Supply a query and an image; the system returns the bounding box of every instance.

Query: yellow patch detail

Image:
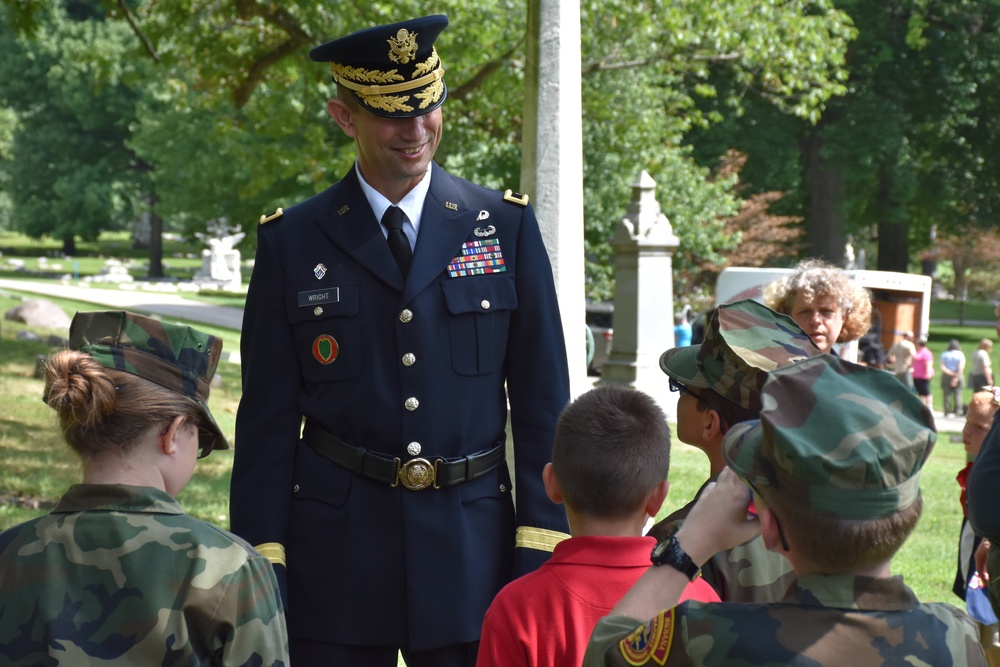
[618,609,674,666]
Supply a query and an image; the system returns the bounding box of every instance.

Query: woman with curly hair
[763,258,872,355]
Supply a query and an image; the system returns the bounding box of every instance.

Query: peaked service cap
[67,310,229,455]
[660,299,821,412]
[310,15,448,119]
[724,354,936,520]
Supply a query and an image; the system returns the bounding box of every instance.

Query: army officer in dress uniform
[230,14,571,667]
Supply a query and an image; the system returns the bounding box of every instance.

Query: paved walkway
[0,278,244,330]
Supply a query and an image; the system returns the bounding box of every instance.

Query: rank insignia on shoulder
[260,207,284,224]
[503,190,529,206]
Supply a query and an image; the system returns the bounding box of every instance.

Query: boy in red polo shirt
[477,384,718,667]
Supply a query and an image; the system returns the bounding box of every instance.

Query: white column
[521,0,587,398]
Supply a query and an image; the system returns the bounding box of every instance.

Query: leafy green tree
[1,0,856,296]
[690,0,1000,272]
[0,0,148,254]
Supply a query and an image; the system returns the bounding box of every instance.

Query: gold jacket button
[313,306,324,317]
[399,309,414,323]
[407,442,422,456]
[481,300,491,310]
[405,397,420,411]
[402,353,416,367]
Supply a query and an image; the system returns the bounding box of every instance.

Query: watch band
[650,535,701,581]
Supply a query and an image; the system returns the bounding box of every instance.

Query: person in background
[971,339,995,392]
[584,355,987,667]
[648,299,820,603]
[0,311,288,667]
[763,258,871,355]
[954,389,1000,666]
[476,385,718,667]
[941,339,968,417]
[913,333,935,409]
[967,303,1000,621]
[230,15,570,666]
[673,305,693,347]
[888,330,917,391]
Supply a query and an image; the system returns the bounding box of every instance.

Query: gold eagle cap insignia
[387,29,419,65]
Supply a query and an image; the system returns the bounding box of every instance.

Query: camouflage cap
[723,354,936,520]
[68,310,229,454]
[659,299,821,412]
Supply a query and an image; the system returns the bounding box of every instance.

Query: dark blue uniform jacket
[231,163,571,650]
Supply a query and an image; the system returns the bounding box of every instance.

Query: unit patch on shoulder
[260,207,284,224]
[618,609,675,666]
[503,189,529,206]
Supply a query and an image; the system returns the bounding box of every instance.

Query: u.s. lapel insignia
[314,263,327,280]
[445,201,458,211]
[312,334,340,365]
[474,225,496,238]
[476,210,490,221]
[338,205,350,215]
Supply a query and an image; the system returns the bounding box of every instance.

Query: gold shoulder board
[503,190,529,206]
[259,207,284,225]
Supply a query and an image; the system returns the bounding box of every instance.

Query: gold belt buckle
[393,458,440,490]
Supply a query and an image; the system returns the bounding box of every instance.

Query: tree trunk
[802,122,847,265]
[61,236,76,255]
[148,209,164,278]
[875,166,909,272]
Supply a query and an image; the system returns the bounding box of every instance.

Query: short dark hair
[552,384,670,518]
[693,388,758,432]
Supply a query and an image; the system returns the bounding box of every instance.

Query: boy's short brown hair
[552,384,670,518]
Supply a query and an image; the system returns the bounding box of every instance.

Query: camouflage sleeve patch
[618,609,676,665]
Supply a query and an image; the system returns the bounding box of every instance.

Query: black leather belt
[303,421,506,491]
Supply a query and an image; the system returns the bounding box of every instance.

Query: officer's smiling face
[328,97,442,202]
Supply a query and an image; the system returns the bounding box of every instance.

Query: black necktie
[382,206,412,276]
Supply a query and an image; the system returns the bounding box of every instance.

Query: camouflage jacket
[648,479,796,603]
[584,573,987,666]
[0,484,288,666]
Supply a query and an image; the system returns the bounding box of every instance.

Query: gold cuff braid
[254,542,287,567]
[515,526,570,553]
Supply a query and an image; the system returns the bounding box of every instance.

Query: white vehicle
[714,267,933,363]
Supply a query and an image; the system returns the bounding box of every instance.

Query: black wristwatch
[650,535,701,581]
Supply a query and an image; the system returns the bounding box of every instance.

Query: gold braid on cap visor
[330,48,445,114]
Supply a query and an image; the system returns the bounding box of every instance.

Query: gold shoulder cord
[515,526,569,552]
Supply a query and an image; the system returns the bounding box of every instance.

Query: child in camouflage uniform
[0,311,288,666]
[586,354,988,667]
[649,298,820,602]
